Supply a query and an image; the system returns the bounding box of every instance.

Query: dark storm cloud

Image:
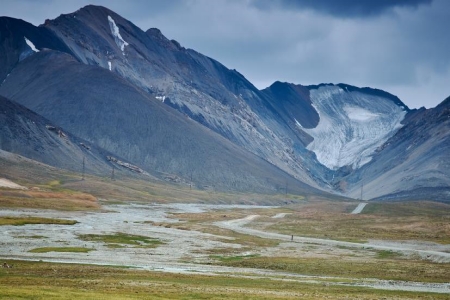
[251,0,433,18]
[0,0,185,26]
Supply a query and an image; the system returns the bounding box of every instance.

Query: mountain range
[1,5,448,201]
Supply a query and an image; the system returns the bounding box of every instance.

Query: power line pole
[360,182,364,200]
[111,165,115,181]
[82,156,85,180]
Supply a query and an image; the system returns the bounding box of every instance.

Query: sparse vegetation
[0,260,447,299]
[0,217,77,226]
[0,188,100,211]
[262,200,450,244]
[212,255,450,283]
[170,210,280,250]
[78,232,163,248]
[362,201,450,217]
[28,247,93,253]
[211,254,260,262]
[376,250,403,259]
[15,235,46,239]
[0,151,314,206]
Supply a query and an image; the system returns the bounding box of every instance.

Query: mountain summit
[0,5,448,200]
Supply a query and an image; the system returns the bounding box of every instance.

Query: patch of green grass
[211,254,260,262]
[106,243,125,249]
[78,232,163,248]
[47,180,61,188]
[15,235,46,239]
[0,217,78,226]
[213,256,450,283]
[376,250,403,259]
[29,247,93,253]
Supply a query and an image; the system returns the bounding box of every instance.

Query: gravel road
[351,202,367,214]
[215,214,450,263]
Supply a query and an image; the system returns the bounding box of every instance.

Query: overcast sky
[2,0,449,108]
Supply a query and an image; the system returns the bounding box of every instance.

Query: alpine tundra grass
[0,260,447,299]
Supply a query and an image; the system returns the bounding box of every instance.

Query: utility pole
[285,180,288,195]
[189,172,193,190]
[111,165,115,181]
[360,183,364,201]
[82,156,85,180]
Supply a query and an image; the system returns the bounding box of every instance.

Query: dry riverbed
[1,203,449,295]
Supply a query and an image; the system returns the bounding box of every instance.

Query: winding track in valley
[214,214,450,263]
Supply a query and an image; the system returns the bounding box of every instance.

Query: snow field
[107,16,129,54]
[303,86,406,170]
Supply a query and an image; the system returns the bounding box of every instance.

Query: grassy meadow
[1,260,447,299]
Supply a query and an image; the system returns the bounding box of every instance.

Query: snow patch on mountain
[107,16,128,54]
[108,61,112,71]
[303,85,406,170]
[1,73,10,85]
[344,106,379,121]
[24,37,39,52]
[156,96,166,102]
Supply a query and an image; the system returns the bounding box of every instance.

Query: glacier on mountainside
[303,85,406,170]
[107,16,128,54]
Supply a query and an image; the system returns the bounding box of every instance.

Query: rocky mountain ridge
[0,95,147,177]
[0,5,448,200]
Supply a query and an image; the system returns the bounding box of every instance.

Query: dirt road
[351,202,367,214]
[214,214,450,263]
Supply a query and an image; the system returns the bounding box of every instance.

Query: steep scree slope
[344,97,450,201]
[0,95,119,175]
[40,5,324,187]
[0,49,318,194]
